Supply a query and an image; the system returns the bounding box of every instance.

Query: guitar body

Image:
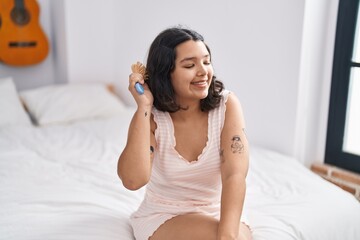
[0,0,49,66]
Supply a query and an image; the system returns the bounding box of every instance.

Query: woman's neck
[170,103,205,122]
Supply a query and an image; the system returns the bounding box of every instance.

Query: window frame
[325,0,360,173]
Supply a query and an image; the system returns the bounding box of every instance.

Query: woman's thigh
[149,214,252,240]
[149,213,218,240]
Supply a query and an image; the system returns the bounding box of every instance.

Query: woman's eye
[204,61,211,65]
[184,64,194,68]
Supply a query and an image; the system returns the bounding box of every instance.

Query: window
[325,0,360,173]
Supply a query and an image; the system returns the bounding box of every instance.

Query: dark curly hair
[146,26,224,112]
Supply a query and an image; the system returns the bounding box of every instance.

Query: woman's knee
[238,222,252,240]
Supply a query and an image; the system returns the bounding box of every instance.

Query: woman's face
[170,40,214,105]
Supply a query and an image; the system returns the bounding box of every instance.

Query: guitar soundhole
[9,41,37,48]
[11,8,30,26]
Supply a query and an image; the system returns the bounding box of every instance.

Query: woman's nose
[197,64,207,76]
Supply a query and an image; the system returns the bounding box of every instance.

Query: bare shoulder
[225,91,241,106]
[224,92,245,124]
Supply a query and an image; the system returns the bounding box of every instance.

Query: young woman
[118,26,251,240]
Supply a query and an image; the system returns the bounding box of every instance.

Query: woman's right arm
[117,73,156,191]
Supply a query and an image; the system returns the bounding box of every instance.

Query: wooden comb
[131,61,148,80]
[131,62,148,94]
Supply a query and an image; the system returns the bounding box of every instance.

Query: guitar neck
[15,0,25,9]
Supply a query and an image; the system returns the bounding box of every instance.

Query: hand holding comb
[131,62,148,95]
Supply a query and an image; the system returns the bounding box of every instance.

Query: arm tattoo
[231,135,244,154]
[150,145,154,154]
[145,111,148,117]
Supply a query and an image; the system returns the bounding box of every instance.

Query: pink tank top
[145,90,230,206]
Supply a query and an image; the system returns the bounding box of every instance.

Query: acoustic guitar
[0,0,49,66]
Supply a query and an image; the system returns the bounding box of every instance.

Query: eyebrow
[179,54,210,63]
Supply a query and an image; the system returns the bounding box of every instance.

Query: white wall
[0,0,339,167]
[62,0,116,84]
[295,0,339,166]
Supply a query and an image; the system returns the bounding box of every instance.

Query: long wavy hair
[146,26,224,112]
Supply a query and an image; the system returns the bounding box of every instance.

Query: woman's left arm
[217,93,249,240]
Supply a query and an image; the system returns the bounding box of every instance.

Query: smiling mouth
[191,80,208,86]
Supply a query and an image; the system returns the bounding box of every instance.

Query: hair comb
[131,62,148,95]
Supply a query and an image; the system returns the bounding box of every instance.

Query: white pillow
[20,83,126,126]
[0,77,32,127]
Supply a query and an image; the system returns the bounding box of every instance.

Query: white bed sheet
[1,107,360,240]
[245,149,360,240]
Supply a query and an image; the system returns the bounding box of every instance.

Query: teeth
[192,81,206,85]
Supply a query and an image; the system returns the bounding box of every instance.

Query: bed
[1,77,360,240]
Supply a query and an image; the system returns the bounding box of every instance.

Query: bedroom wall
[295,0,339,166]
[0,0,338,167]
[57,0,116,85]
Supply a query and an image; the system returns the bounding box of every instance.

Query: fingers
[127,73,153,106]
[129,73,150,98]
[128,73,145,95]
[129,73,145,86]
